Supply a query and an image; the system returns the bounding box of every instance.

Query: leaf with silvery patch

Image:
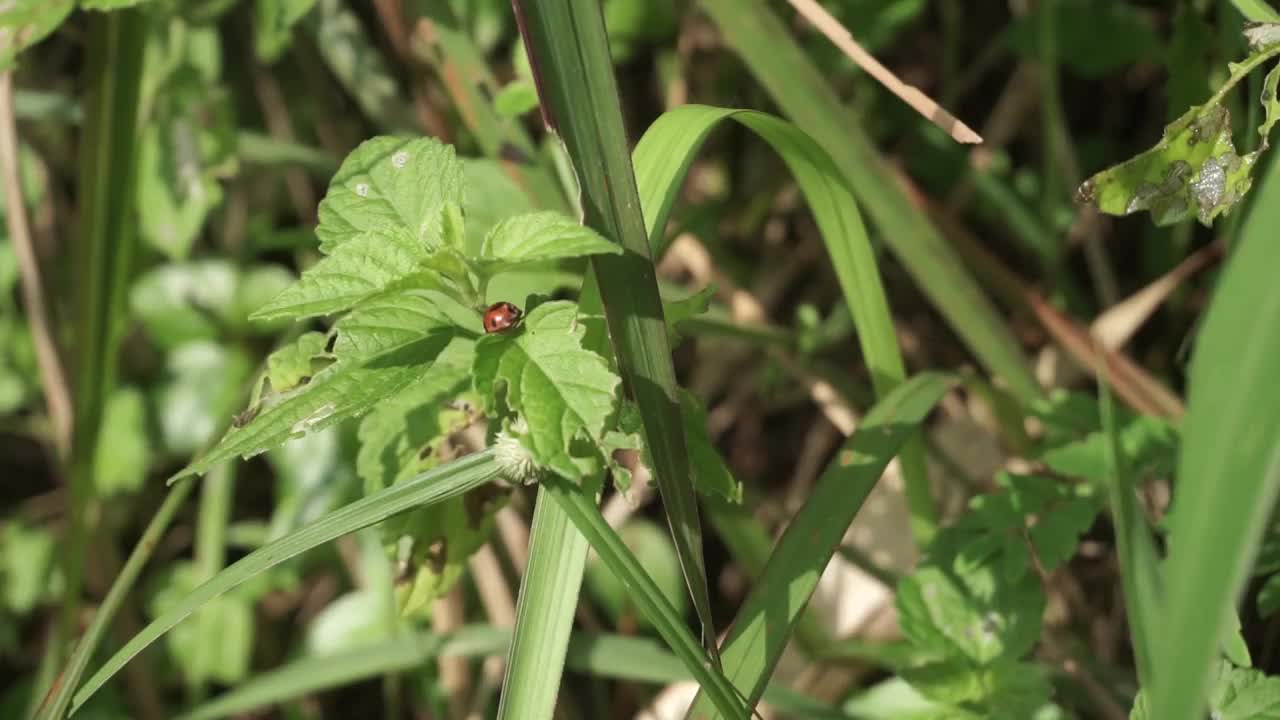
[1245,22,1280,52]
[1077,40,1280,227]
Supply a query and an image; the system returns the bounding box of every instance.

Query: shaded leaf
[0,0,74,71]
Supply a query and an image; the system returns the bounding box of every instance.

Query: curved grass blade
[541,477,747,719]
[686,372,957,719]
[34,480,195,720]
[630,105,935,542]
[1149,137,1280,720]
[700,0,1041,403]
[69,450,502,715]
[512,0,719,663]
[180,626,856,720]
[61,5,149,676]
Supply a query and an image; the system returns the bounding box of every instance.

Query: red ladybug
[483,301,523,333]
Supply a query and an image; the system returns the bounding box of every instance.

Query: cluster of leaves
[167,135,732,617]
[1078,22,1280,226]
[880,391,1181,717]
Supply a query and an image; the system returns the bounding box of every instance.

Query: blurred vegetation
[2,1,1280,719]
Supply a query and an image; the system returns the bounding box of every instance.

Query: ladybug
[483,301,523,333]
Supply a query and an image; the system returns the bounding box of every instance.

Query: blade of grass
[1098,376,1162,690]
[629,104,935,543]
[494,489,590,718]
[700,0,1041,404]
[180,626,856,720]
[512,1,719,661]
[686,372,956,719]
[59,2,149,683]
[541,477,747,719]
[68,450,502,715]
[1149,140,1280,719]
[34,480,196,720]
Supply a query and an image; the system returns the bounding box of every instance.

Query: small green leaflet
[473,301,621,481]
[475,211,620,273]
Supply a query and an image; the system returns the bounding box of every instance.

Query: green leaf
[897,554,1045,665]
[475,211,620,273]
[318,136,461,251]
[1148,122,1280,720]
[253,136,465,321]
[1134,661,1280,719]
[149,562,255,688]
[251,227,448,321]
[1078,102,1256,226]
[473,301,620,480]
[93,387,149,496]
[1,520,60,613]
[156,341,253,456]
[173,334,455,480]
[393,488,508,617]
[1078,44,1280,227]
[900,659,1051,716]
[70,451,503,714]
[254,0,317,62]
[330,289,456,359]
[0,0,74,71]
[135,25,235,260]
[129,261,237,349]
[680,390,743,504]
[264,332,330,393]
[355,340,474,492]
[493,80,540,118]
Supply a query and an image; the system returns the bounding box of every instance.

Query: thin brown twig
[785,0,982,144]
[0,72,72,455]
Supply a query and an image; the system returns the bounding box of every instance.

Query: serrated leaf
[355,340,474,493]
[251,228,445,321]
[0,0,74,71]
[330,289,455,359]
[316,136,462,253]
[174,334,454,481]
[475,211,621,274]
[896,557,1045,665]
[473,301,620,480]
